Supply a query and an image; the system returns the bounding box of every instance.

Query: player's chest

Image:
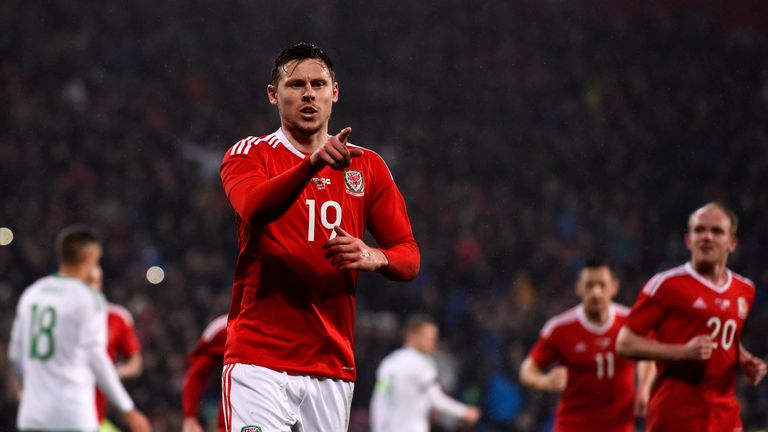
[666,284,749,324]
[267,157,370,201]
[556,326,623,368]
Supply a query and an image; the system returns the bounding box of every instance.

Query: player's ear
[267,84,278,105]
[683,231,692,251]
[332,81,339,103]
[729,236,738,253]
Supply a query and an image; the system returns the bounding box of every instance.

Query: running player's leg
[222,364,298,432]
[294,376,354,432]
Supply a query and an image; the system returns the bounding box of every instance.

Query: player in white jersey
[8,225,150,432]
[370,314,481,432]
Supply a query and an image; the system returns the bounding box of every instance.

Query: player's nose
[301,84,315,99]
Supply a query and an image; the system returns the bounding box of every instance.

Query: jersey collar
[577,303,616,335]
[684,262,732,294]
[274,128,307,159]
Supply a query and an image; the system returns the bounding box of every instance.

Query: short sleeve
[220,137,268,198]
[117,319,142,357]
[80,291,108,350]
[625,291,665,336]
[529,335,559,369]
[417,358,439,390]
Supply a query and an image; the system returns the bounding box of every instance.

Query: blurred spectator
[2,1,768,430]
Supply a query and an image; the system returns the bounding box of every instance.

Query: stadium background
[2,0,768,430]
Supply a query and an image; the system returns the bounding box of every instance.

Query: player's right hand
[545,366,568,392]
[182,417,205,432]
[123,408,152,432]
[683,334,716,360]
[309,127,363,170]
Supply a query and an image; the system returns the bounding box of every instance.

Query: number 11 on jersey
[306,199,342,241]
[595,352,615,379]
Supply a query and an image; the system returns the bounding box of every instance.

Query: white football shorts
[221,363,354,432]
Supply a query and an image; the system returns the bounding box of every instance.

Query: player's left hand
[741,355,767,386]
[323,226,388,272]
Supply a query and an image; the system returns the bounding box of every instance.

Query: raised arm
[222,129,362,225]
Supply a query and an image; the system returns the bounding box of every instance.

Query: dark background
[2,0,768,430]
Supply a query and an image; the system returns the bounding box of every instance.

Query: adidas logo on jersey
[692,297,707,309]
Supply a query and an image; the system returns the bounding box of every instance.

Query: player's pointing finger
[336,127,352,144]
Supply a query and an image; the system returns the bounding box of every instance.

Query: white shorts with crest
[222,363,354,432]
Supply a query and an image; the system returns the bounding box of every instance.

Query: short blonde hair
[688,202,739,236]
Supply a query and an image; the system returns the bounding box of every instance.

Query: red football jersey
[529,303,635,432]
[625,262,755,431]
[96,303,141,421]
[220,129,419,381]
[182,315,227,432]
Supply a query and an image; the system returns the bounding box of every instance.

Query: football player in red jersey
[617,202,767,431]
[87,265,144,430]
[219,42,419,432]
[182,315,227,432]
[520,260,652,432]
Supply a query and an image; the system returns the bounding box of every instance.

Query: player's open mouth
[300,106,318,114]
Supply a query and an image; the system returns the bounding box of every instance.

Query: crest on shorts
[738,296,749,319]
[344,170,365,197]
[241,426,263,432]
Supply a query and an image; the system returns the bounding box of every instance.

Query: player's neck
[691,260,729,286]
[583,306,610,326]
[282,125,329,153]
[57,265,88,283]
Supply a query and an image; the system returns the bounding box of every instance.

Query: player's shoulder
[540,305,581,338]
[349,142,386,163]
[23,274,89,299]
[613,302,631,317]
[222,132,277,161]
[348,143,396,182]
[730,270,755,290]
[640,263,690,297]
[108,302,135,326]
[201,314,229,342]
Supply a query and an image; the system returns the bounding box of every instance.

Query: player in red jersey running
[87,266,144,430]
[520,260,652,432]
[182,314,228,432]
[219,42,420,431]
[617,202,767,432]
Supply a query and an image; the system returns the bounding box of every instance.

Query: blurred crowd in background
[2,0,768,430]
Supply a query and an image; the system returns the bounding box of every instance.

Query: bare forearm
[117,354,143,380]
[519,357,554,391]
[616,327,685,360]
[636,360,656,393]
